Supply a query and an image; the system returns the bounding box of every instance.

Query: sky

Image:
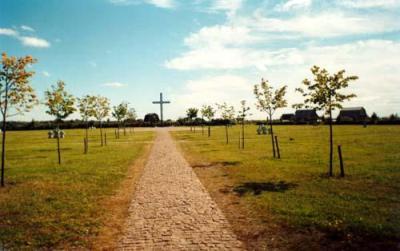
[1,0,399,121]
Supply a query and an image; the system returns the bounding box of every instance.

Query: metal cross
[152,92,170,124]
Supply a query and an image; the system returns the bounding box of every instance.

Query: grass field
[172,125,400,250]
[0,128,154,250]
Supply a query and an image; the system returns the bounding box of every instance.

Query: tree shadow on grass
[233,181,297,196]
[192,161,241,168]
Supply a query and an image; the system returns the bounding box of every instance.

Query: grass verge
[0,128,154,250]
[172,125,400,250]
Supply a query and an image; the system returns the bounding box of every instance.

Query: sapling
[0,53,38,186]
[294,65,358,176]
[44,81,76,164]
[254,79,287,158]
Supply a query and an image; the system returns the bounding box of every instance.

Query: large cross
[152,92,170,124]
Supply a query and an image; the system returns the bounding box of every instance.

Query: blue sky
[1,0,399,121]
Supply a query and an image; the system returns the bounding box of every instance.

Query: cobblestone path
[118,129,244,250]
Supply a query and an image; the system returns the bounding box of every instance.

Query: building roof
[295,109,319,119]
[341,107,365,111]
[280,113,295,120]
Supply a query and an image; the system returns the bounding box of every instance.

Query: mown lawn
[172,125,400,250]
[0,128,154,250]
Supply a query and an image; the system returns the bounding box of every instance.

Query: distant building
[337,107,369,123]
[280,113,295,123]
[295,109,319,124]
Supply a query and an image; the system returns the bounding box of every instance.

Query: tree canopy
[44,81,76,122]
[0,53,38,117]
[294,65,358,114]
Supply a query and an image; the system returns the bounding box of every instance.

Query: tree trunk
[208,124,211,137]
[56,124,61,165]
[270,115,276,158]
[1,114,7,187]
[1,85,9,187]
[85,122,89,154]
[202,124,204,135]
[117,123,120,139]
[241,120,245,149]
[225,124,229,144]
[100,121,104,146]
[329,108,333,176]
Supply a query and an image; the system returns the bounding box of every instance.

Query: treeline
[8,114,398,131]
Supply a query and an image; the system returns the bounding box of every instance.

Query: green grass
[172,125,400,247]
[0,128,154,249]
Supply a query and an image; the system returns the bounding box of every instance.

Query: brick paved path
[118,129,244,250]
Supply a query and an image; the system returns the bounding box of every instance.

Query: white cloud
[211,0,243,15]
[275,0,312,11]
[0,27,50,48]
[170,74,255,117]
[339,0,400,8]
[172,40,400,118]
[0,28,18,36]
[243,11,399,38]
[18,36,50,48]
[109,0,174,8]
[42,71,50,77]
[167,39,400,116]
[184,25,259,48]
[21,25,35,32]
[147,0,174,8]
[102,82,128,88]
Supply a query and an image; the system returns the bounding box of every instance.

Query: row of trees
[185,66,358,177]
[0,53,137,186]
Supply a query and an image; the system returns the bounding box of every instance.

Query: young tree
[127,108,137,121]
[237,100,250,149]
[78,95,95,154]
[0,53,38,186]
[370,112,379,124]
[126,107,137,133]
[112,102,128,138]
[93,96,110,146]
[294,65,358,176]
[254,79,287,158]
[216,102,235,144]
[44,81,76,164]
[186,107,198,132]
[201,105,215,137]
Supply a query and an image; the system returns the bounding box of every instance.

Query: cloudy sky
[1,0,399,121]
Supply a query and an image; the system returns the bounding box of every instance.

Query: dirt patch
[88,142,153,250]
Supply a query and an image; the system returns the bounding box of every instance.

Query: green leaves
[201,105,215,121]
[44,81,76,122]
[112,102,129,122]
[294,65,358,114]
[186,108,199,120]
[93,96,110,122]
[216,102,235,121]
[78,95,96,121]
[237,100,250,121]
[126,108,137,121]
[253,78,287,116]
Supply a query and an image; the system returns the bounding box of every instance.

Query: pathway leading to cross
[118,128,244,250]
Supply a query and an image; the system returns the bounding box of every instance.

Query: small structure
[295,109,319,124]
[337,107,369,123]
[48,131,54,139]
[280,113,295,123]
[48,129,65,139]
[257,124,268,135]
